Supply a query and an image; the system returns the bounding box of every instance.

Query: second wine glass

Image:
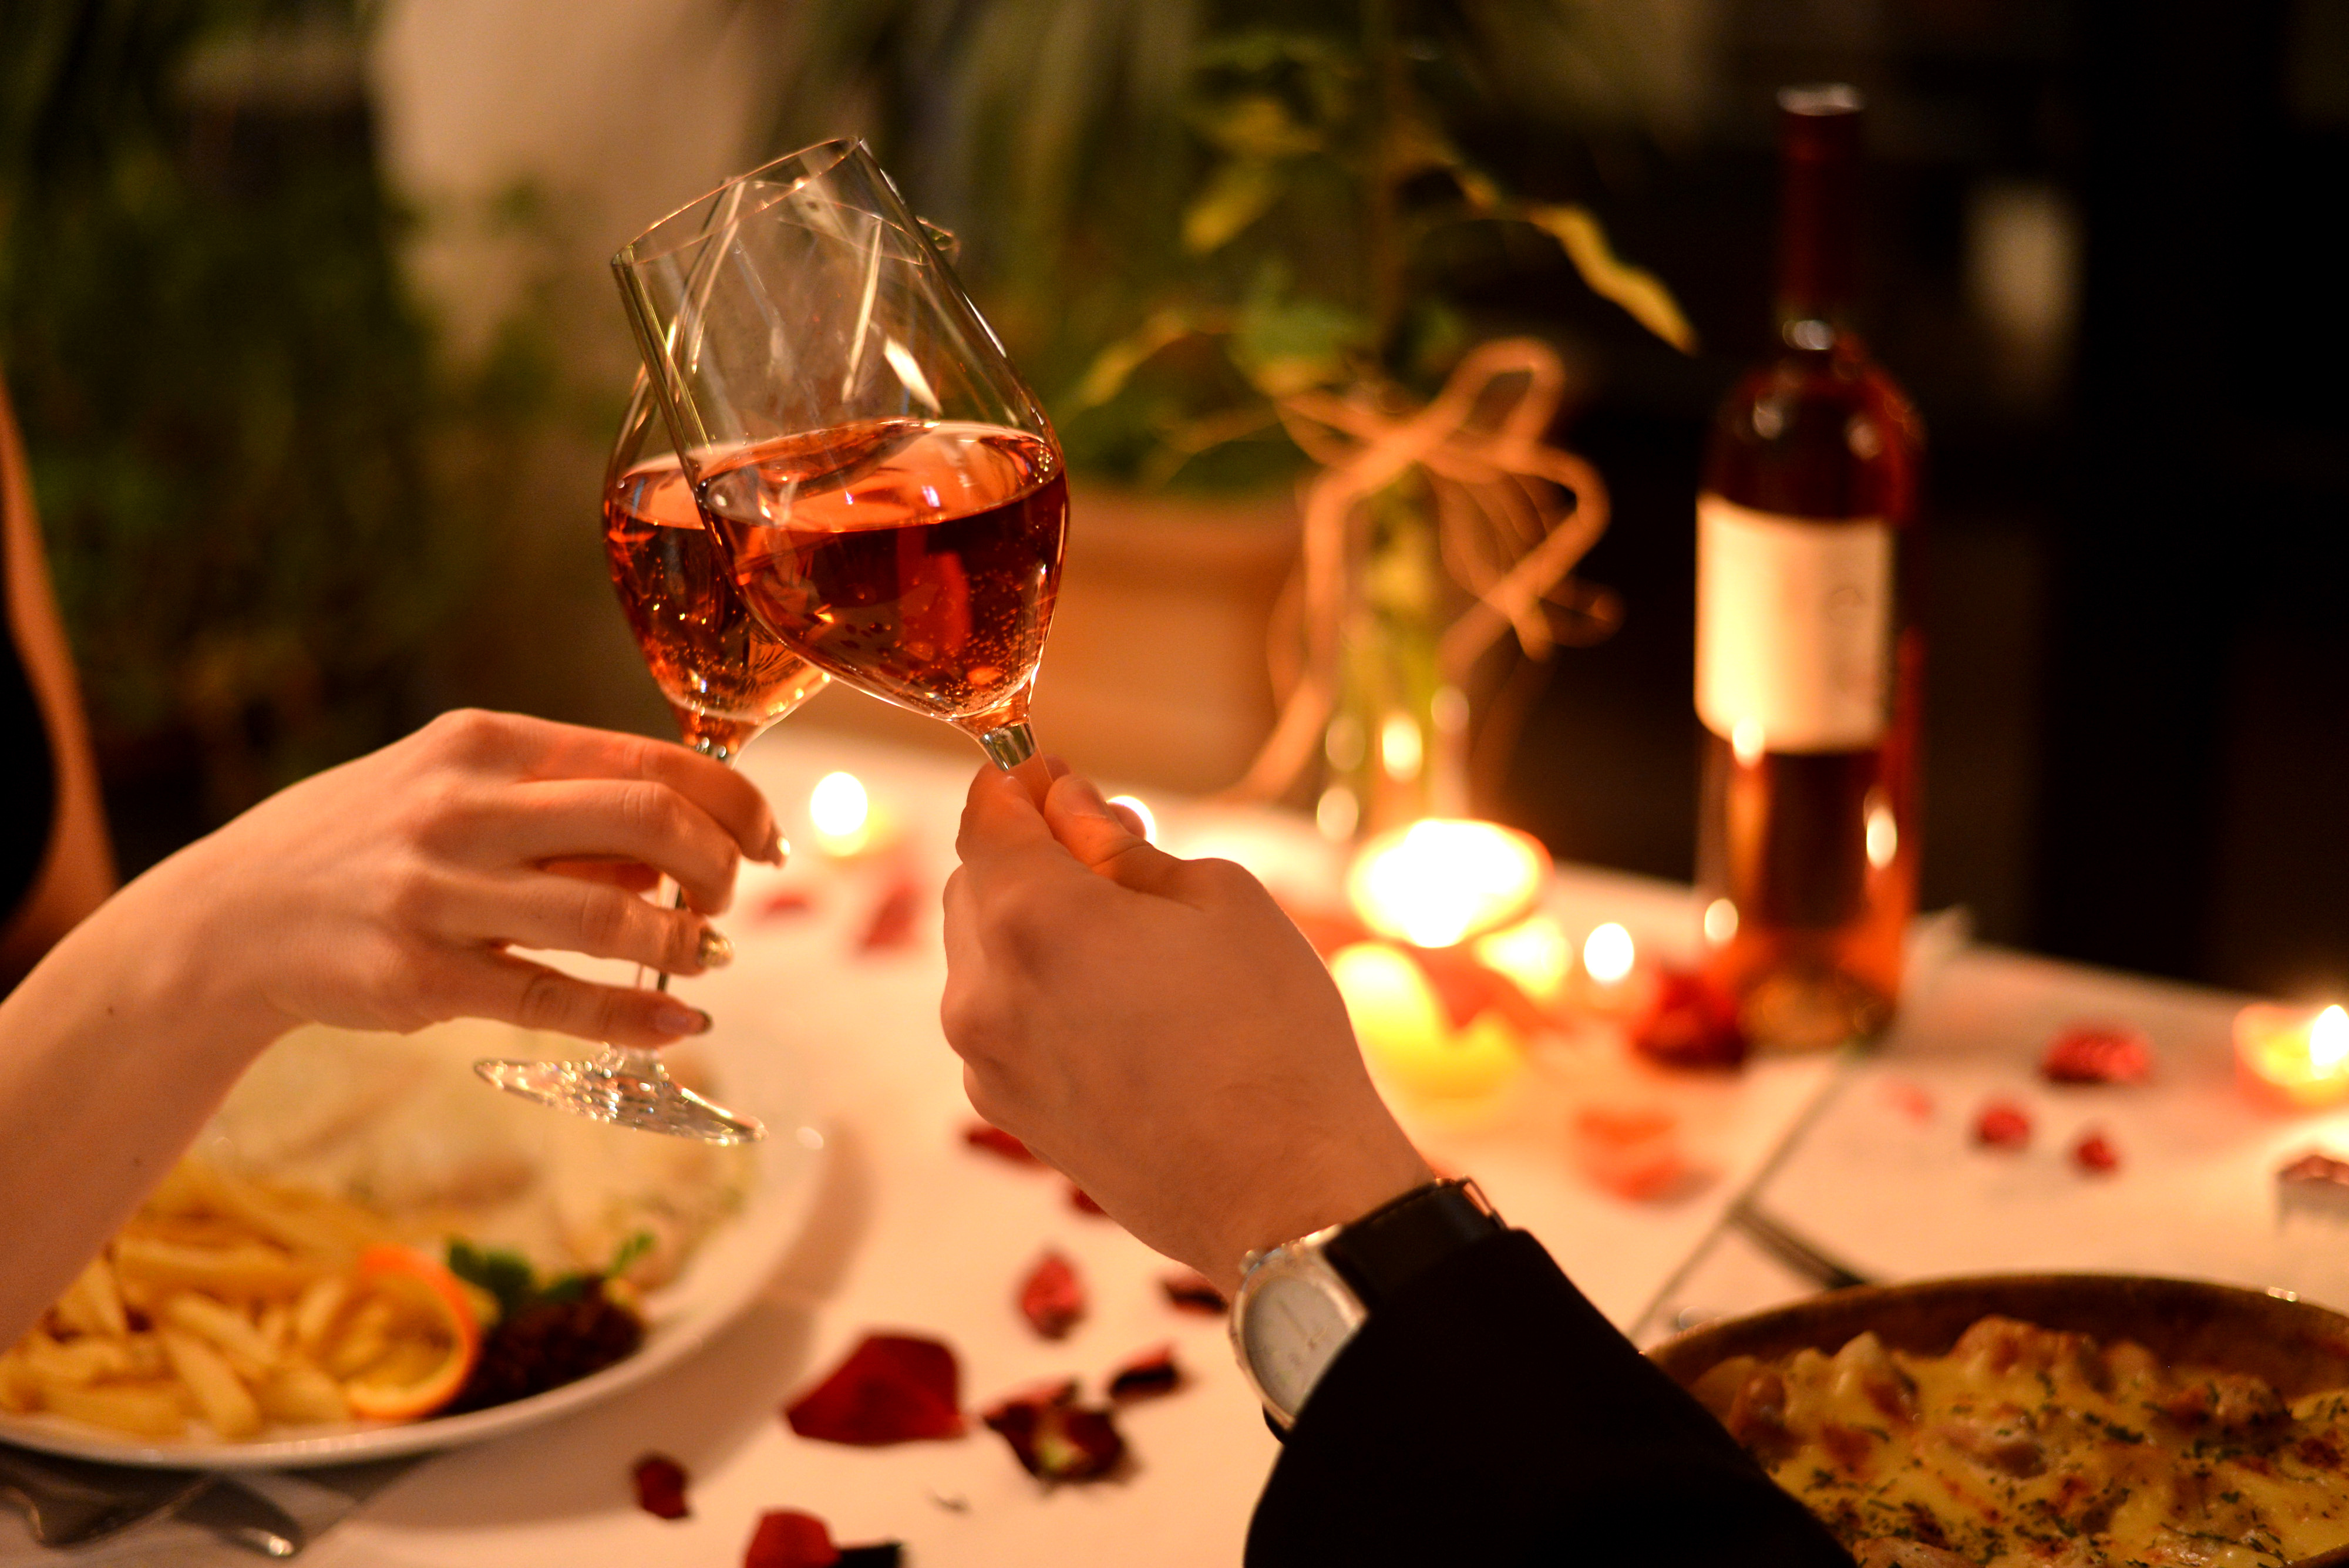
[473,372,829,1143]
[612,140,1067,779]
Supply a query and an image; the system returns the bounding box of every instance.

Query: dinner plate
[0,1007,827,1470]
[1647,1271,2349,1397]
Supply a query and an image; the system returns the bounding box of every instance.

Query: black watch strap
[1320,1179,1502,1311]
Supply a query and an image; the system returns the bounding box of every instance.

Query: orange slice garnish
[337,1246,481,1421]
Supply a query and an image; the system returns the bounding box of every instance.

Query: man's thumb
[1044,775,1187,894]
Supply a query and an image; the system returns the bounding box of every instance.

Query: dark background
[1490,0,2348,1001]
[5,0,2343,1001]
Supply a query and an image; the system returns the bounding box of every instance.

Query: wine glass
[473,371,829,1142]
[611,140,1066,783]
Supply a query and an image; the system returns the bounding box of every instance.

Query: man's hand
[943,764,1429,1293]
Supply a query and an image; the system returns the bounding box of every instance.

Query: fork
[0,1446,206,1548]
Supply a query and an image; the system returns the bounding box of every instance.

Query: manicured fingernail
[763,828,787,865]
[1061,775,1115,819]
[655,1001,712,1036]
[697,927,735,969]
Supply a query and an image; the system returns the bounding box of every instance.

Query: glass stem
[599,877,694,1081]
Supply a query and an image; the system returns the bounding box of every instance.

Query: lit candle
[2235,1003,2349,1111]
[1331,941,1523,1099]
[1473,913,1571,1010]
[1346,819,1550,950]
[1569,921,1658,1018]
[809,771,894,858]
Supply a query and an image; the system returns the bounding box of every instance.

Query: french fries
[2,1160,467,1442]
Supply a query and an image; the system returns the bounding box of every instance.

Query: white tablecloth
[23,725,2334,1567]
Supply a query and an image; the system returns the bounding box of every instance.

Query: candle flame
[2313,1005,2348,1074]
[1583,923,1635,986]
[1347,819,1549,949]
[810,771,870,839]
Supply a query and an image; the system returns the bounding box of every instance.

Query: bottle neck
[1773,86,1864,337]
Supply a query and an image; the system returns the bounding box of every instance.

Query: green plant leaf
[1524,202,1698,354]
[1233,292,1365,397]
[1182,160,1284,253]
[1193,93,1323,158]
[1066,307,1208,410]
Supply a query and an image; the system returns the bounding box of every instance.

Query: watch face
[1241,1271,1358,1416]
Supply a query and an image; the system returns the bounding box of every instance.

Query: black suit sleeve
[1247,1230,1855,1568]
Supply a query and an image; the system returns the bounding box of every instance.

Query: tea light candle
[1473,913,1572,1010]
[1346,819,1550,950]
[1569,921,1658,1018]
[809,771,894,858]
[2235,1003,2349,1111]
[1331,941,1522,1099]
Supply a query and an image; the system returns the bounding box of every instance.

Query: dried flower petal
[632,1453,689,1520]
[2073,1129,2121,1173]
[1067,1183,1108,1217]
[836,1548,904,1568]
[982,1382,1126,1482]
[1631,967,1748,1071]
[858,880,921,952]
[2280,1150,2349,1188]
[757,888,816,921]
[1019,1251,1085,1340]
[1108,1345,1182,1401]
[1880,1079,1934,1122]
[1570,1104,1695,1200]
[743,1510,839,1568]
[2041,1024,2155,1085]
[785,1334,965,1445]
[963,1121,1040,1163]
[1974,1100,2032,1149]
[1160,1270,1227,1314]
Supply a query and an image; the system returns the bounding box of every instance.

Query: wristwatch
[1229,1178,1502,1428]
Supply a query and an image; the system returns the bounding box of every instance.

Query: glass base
[473,1057,765,1143]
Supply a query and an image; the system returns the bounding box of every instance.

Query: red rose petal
[631,1453,689,1520]
[744,1510,839,1568]
[2041,1024,2155,1085]
[1067,1182,1108,1217]
[858,880,921,952]
[756,888,816,921]
[785,1334,966,1445]
[1018,1250,1085,1340]
[1630,967,1748,1071]
[981,1383,1126,1482]
[2281,1150,2349,1188]
[1880,1079,1935,1122]
[963,1122,1040,1164]
[1159,1270,1227,1314]
[1974,1099,2032,1149]
[1108,1345,1182,1401]
[1570,1104,1695,1200]
[2074,1129,2121,1173]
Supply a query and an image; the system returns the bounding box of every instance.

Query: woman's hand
[943,764,1429,1292]
[137,709,781,1048]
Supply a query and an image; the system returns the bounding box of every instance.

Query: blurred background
[3,0,2343,998]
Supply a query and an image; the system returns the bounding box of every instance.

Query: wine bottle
[1694,85,1924,1052]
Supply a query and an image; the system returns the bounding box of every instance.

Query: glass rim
[612,138,865,268]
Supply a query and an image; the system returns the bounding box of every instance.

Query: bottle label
[1695,494,1892,752]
